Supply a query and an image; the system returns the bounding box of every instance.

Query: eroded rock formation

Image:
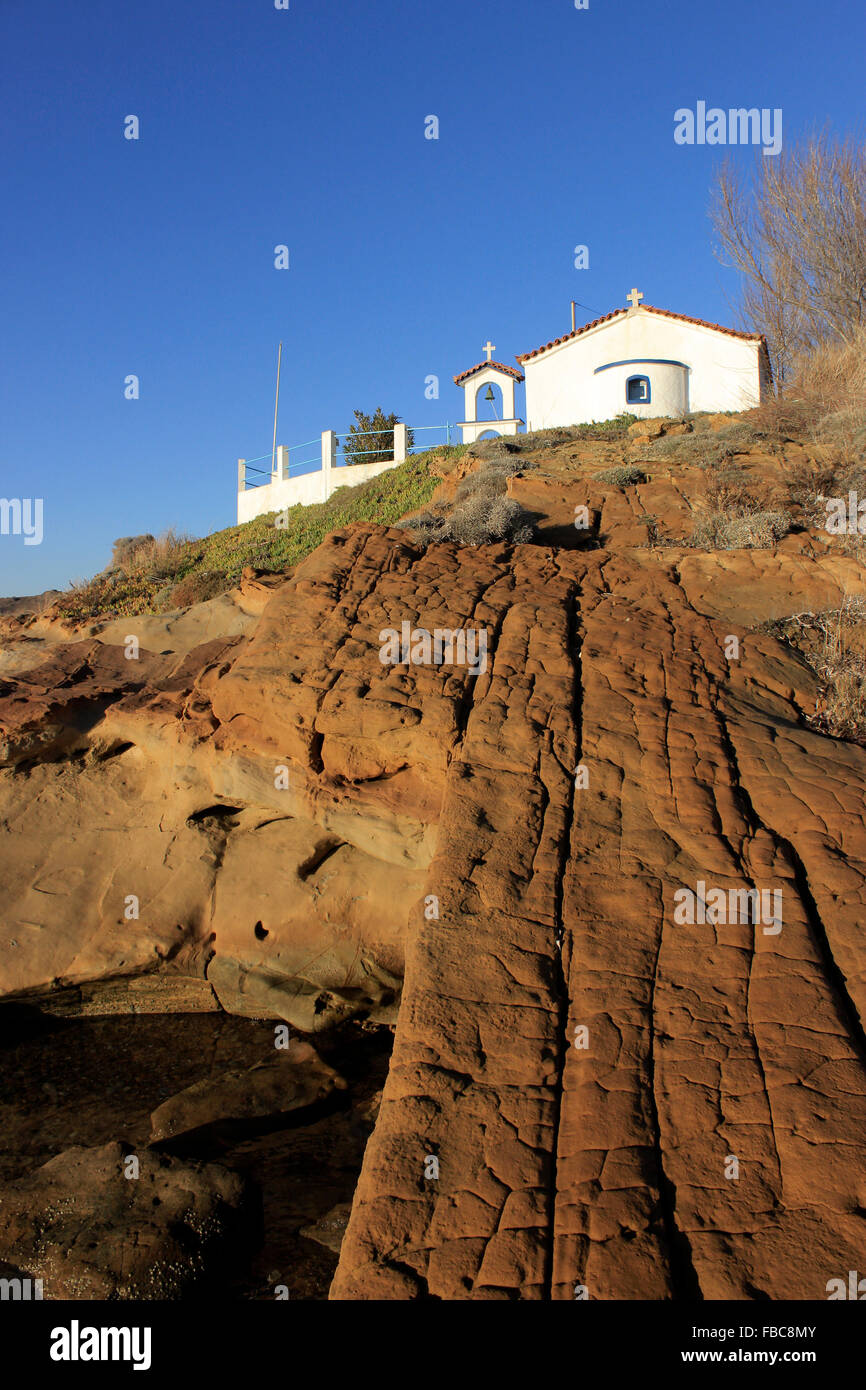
[2,423,865,1299]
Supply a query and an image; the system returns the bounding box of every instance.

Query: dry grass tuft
[760,596,866,744]
[749,326,866,453]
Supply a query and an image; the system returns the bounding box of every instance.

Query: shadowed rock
[149,1038,347,1143]
[0,1142,257,1299]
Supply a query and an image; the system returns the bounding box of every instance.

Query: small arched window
[626,375,651,405]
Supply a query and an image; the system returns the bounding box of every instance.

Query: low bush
[704,468,784,515]
[451,454,536,504]
[690,507,791,549]
[110,529,192,577]
[400,450,538,547]
[567,412,638,441]
[404,494,535,547]
[509,415,637,451]
[647,420,765,467]
[595,464,646,487]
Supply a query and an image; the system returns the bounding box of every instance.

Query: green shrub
[570,412,637,440]
[340,407,414,466]
[506,415,637,451]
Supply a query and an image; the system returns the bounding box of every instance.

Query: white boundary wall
[237,426,408,525]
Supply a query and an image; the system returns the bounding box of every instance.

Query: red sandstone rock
[2,428,866,1300]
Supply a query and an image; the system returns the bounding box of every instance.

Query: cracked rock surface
[2,428,866,1298]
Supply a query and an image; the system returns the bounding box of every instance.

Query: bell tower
[453,341,524,444]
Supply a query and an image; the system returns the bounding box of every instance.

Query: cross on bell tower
[482,340,496,362]
[627,287,644,310]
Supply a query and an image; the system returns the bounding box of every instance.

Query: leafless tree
[711,132,866,387]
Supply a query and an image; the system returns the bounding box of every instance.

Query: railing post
[237,458,246,491]
[321,430,336,502]
[393,423,408,463]
[276,445,289,480]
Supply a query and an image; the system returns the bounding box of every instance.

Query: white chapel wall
[523,313,765,429]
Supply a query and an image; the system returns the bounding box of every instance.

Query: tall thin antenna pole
[271,341,283,476]
[571,301,576,332]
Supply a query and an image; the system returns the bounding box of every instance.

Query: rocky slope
[1,416,865,1299]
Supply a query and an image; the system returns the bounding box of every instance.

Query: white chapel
[454,290,771,440]
[237,290,772,524]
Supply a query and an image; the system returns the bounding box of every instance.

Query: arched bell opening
[475,381,503,422]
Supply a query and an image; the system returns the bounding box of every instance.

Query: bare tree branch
[710,132,866,386]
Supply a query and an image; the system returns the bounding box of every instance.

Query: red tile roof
[453,360,525,386]
[516,305,769,364]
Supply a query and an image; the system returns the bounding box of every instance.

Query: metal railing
[241,452,278,489]
[239,424,456,490]
[409,423,454,452]
[282,437,321,474]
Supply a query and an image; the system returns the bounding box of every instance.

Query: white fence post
[321,430,337,502]
[276,445,289,480]
[237,458,246,492]
[393,423,408,463]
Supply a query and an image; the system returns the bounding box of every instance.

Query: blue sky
[0,0,861,594]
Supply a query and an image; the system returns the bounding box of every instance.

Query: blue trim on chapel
[593,358,689,374]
